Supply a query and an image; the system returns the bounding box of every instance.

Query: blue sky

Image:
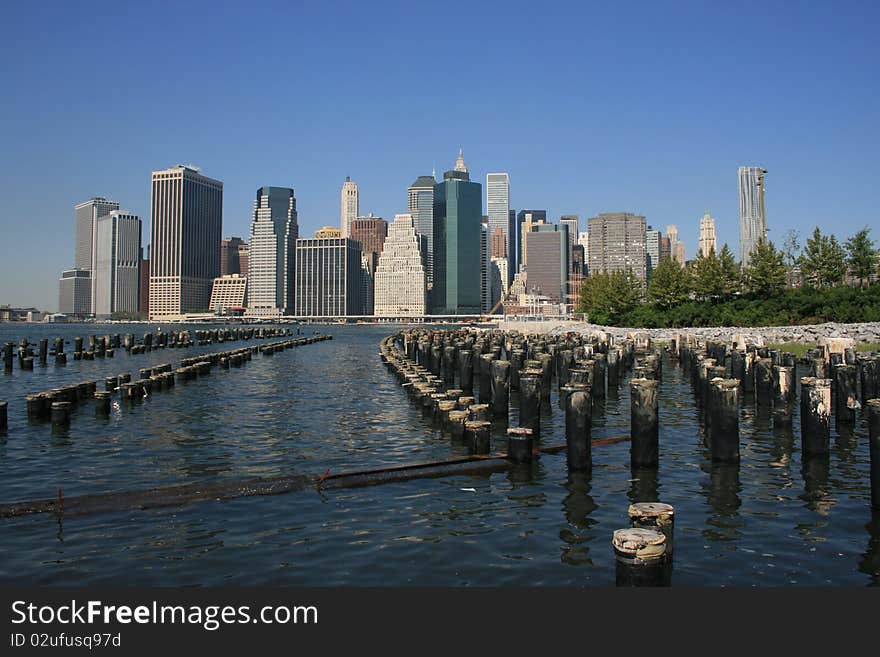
[1,0,877,310]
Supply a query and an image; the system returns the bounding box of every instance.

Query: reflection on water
[0,323,877,586]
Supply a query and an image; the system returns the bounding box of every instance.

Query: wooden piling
[709,379,740,463]
[630,378,659,468]
[613,528,669,587]
[868,399,880,510]
[800,377,831,457]
[628,502,675,556]
[506,427,534,463]
[565,384,592,471]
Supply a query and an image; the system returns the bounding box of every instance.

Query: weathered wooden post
[38,338,48,365]
[0,400,7,433]
[833,364,859,426]
[518,369,542,437]
[2,343,12,370]
[537,353,554,401]
[742,350,755,393]
[509,349,525,391]
[860,357,878,405]
[772,365,795,425]
[565,384,592,471]
[94,391,111,416]
[628,502,675,557]
[50,401,71,427]
[800,377,831,457]
[464,420,491,454]
[506,427,534,463]
[479,353,496,404]
[458,350,474,394]
[613,528,669,587]
[868,399,880,510]
[448,410,469,441]
[592,353,607,400]
[755,358,773,405]
[630,378,659,468]
[490,359,510,421]
[709,379,740,463]
[442,345,456,388]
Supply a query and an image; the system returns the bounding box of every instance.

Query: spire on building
[454,148,468,173]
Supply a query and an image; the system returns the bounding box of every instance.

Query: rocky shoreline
[500,320,880,346]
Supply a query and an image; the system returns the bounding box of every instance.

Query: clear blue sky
[1,0,877,310]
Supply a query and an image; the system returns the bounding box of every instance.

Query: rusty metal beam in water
[0,436,630,520]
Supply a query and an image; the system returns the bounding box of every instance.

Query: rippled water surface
[1,323,878,586]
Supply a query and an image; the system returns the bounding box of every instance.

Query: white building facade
[247,186,297,317]
[374,214,426,317]
[92,211,142,318]
[340,176,359,237]
[738,166,767,264]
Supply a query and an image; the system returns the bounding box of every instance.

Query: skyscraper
[247,186,298,317]
[486,172,512,273]
[75,197,119,270]
[69,197,119,315]
[407,174,436,286]
[294,237,363,316]
[220,237,247,275]
[517,210,547,274]
[480,222,491,314]
[374,213,426,316]
[349,214,388,273]
[666,224,686,265]
[524,223,570,303]
[432,150,482,314]
[699,210,717,256]
[738,166,767,264]
[92,211,142,318]
[341,176,359,237]
[559,216,579,249]
[149,166,223,320]
[645,225,661,277]
[587,212,647,281]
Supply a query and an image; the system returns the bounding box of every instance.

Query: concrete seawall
[498,319,880,345]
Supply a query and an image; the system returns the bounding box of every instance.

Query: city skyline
[2,2,878,310]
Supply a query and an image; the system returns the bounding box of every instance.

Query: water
[0,323,878,586]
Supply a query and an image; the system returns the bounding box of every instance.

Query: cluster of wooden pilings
[7,334,331,433]
[1,327,294,371]
[674,334,880,509]
[380,327,667,470]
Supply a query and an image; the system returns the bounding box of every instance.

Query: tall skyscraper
[349,214,388,273]
[220,237,247,275]
[149,166,223,321]
[524,223,570,303]
[247,186,298,317]
[432,150,482,314]
[738,166,767,264]
[480,223,491,314]
[645,225,661,277]
[294,237,363,316]
[92,210,142,318]
[341,176,359,237]
[238,243,250,276]
[698,210,717,256]
[560,216,579,249]
[486,173,512,275]
[516,210,547,273]
[407,174,436,286]
[75,197,119,270]
[587,212,647,281]
[490,227,506,258]
[666,224,686,264]
[139,245,150,319]
[374,214,427,317]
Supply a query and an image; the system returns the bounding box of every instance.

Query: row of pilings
[1,327,294,371]
[674,334,880,509]
[7,335,331,434]
[378,327,675,473]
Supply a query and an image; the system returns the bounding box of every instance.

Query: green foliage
[800,227,847,288]
[689,248,724,301]
[743,238,787,296]
[845,227,877,287]
[717,244,742,296]
[577,270,642,325]
[647,257,690,309]
[612,283,880,328]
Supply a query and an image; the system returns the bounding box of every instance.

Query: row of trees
[577,226,879,326]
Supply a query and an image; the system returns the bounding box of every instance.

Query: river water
[0,323,877,586]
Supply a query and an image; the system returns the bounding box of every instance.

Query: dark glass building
[432,150,482,314]
[294,237,363,316]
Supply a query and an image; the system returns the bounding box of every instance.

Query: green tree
[781,229,801,268]
[689,248,724,301]
[577,270,641,324]
[717,244,741,297]
[647,257,690,309]
[845,227,877,288]
[743,238,787,296]
[801,227,848,288]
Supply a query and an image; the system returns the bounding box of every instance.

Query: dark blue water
[0,323,878,586]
